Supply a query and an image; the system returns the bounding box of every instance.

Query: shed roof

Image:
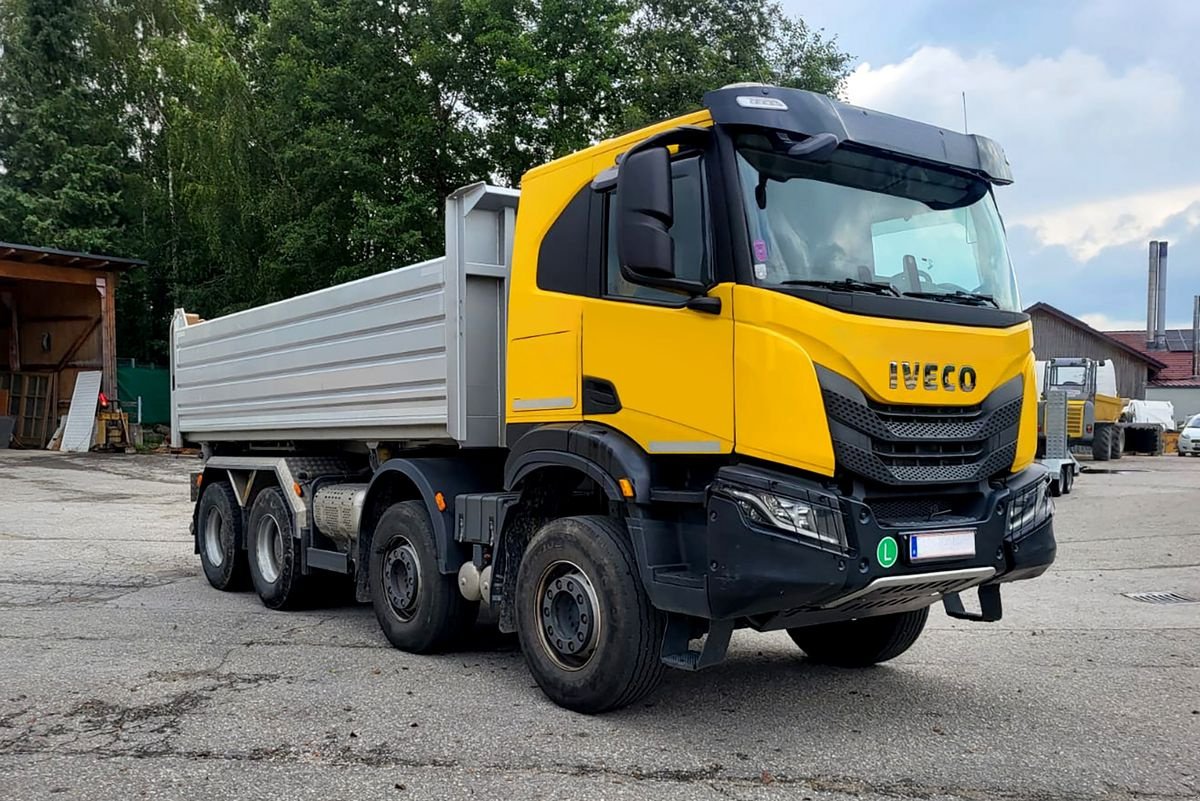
[1024,302,1168,370]
[0,242,146,272]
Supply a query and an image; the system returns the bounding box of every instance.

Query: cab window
[604,155,709,303]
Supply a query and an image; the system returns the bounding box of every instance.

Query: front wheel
[788,606,929,667]
[515,516,665,713]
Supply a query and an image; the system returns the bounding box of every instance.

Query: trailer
[175,85,1058,713]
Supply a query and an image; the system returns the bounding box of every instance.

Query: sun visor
[703,84,1013,185]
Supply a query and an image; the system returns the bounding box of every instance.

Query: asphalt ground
[0,449,1196,800]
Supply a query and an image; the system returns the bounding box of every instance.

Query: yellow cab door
[580,153,734,455]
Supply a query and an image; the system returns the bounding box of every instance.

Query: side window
[605,155,709,302]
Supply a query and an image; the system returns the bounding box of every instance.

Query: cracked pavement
[0,449,1197,800]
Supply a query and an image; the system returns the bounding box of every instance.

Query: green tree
[617,0,850,130]
[0,0,131,252]
[0,0,850,362]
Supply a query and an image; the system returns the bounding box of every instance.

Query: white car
[1179,415,1200,456]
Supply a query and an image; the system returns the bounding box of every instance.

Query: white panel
[61,371,102,453]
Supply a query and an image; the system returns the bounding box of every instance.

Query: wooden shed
[0,243,145,447]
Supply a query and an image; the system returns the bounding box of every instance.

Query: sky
[787,0,1200,331]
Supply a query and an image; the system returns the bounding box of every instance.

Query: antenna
[961,91,968,133]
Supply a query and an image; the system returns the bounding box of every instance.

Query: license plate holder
[908,529,976,563]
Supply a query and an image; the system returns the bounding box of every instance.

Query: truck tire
[369,501,477,653]
[1111,427,1125,460]
[197,482,249,591]
[247,486,311,610]
[788,606,929,667]
[1092,424,1112,461]
[515,515,666,714]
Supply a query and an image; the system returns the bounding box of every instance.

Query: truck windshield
[735,131,1020,311]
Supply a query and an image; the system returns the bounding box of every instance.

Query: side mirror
[615,146,675,281]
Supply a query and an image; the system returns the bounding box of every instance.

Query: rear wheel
[196,482,249,591]
[248,487,311,609]
[788,607,930,667]
[515,515,665,713]
[1110,427,1125,460]
[1092,424,1112,461]
[369,501,477,653]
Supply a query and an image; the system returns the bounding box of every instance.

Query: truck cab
[179,84,1056,713]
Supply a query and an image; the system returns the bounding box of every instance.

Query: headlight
[717,485,848,552]
[1007,476,1053,540]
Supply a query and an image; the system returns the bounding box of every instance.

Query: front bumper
[701,464,1056,625]
[1179,439,1200,454]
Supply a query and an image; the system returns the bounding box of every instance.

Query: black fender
[504,422,653,502]
[362,456,503,574]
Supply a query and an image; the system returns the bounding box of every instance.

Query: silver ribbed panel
[174,259,452,442]
[171,183,519,448]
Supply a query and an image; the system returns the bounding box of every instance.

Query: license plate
[909,529,976,563]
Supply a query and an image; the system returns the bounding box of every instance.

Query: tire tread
[788,606,929,667]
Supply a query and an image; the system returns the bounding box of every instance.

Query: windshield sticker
[753,239,769,262]
[754,263,767,280]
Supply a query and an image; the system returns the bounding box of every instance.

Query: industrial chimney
[1147,242,1160,348]
[1193,295,1199,378]
[1156,241,1169,350]
[1146,241,1169,350]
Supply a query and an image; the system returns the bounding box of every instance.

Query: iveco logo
[889,362,978,392]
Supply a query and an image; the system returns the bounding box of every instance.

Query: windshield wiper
[780,278,899,296]
[902,290,999,308]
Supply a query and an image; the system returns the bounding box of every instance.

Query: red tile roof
[1106,330,1198,383]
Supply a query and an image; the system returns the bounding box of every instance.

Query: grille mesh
[822,383,1022,486]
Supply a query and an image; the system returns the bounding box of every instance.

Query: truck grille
[818,368,1024,487]
[1066,402,1084,438]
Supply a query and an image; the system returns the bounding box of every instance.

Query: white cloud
[1011,187,1200,261]
[844,46,1196,260]
[1078,312,1193,332]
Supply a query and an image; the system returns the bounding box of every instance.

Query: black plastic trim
[537,184,592,296]
[306,547,350,574]
[582,376,622,414]
[504,422,653,503]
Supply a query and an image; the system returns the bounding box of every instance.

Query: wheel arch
[358,456,504,592]
[504,422,653,503]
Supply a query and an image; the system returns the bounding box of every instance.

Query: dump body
[171,184,518,448]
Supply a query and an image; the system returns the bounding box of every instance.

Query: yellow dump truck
[173,84,1056,712]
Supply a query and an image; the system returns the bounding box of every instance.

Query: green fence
[117,366,170,425]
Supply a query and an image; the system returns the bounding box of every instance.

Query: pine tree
[0,0,131,252]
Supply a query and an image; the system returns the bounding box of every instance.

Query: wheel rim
[535,560,601,671]
[383,538,421,621]
[203,509,226,568]
[255,513,284,584]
